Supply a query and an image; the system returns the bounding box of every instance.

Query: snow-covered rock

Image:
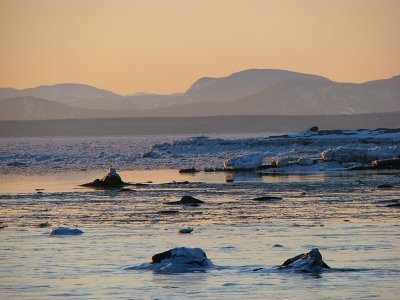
[82,167,127,188]
[152,247,209,264]
[125,247,212,272]
[279,248,330,272]
[224,154,264,170]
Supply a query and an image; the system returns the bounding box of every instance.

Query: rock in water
[81,167,128,188]
[50,227,83,235]
[252,196,282,201]
[279,248,330,272]
[180,195,204,204]
[377,184,394,189]
[179,167,199,173]
[164,195,204,206]
[308,126,319,132]
[151,247,209,266]
[101,167,123,185]
[125,247,212,272]
[372,158,400,169]
[178,227,194,234]
[38,222,51,228]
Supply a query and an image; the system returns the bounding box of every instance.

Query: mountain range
[0,69,399,120]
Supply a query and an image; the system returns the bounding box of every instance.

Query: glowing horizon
[1,0,399,95]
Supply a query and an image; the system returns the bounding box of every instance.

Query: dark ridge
[0,113,399,137]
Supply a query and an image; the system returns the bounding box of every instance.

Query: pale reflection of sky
[0,169,329,194]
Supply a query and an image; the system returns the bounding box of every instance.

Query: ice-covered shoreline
[1,129,399,174]
[143,128,400,171]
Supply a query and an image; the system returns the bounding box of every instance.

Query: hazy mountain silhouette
[131,76,399,116]
[182,69,326,104]
[0,70,399,120]
[364,75,400,94]
[216,76,400,115]
[0,97,112,120]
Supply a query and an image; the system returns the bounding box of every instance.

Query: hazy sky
[1,0,399,95]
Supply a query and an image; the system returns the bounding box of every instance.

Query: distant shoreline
[0,113,399,138]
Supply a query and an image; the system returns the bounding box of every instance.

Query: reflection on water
[0,169,336,194]
[0,170,399,227]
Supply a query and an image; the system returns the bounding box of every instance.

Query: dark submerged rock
[377,184,394,189]
[118,187,135,192]
[178,227,194,234]
[157,210,180,214]
[269,134,289,139]
[279,248,330,271]
[179,167,199,173]
[50,227,83,235]
[6,161,27,167]
[37,222,51,228]
[386,202,400,208]
[372,158,400,169]
[252,196,282,201]
[349,158,400,171]
[259,164,278,169]
[164,195,205,206]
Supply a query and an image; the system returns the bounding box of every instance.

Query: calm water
[1,169,399,299]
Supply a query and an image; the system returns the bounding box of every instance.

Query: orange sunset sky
[0,0,399,95]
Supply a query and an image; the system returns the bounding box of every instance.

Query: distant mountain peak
[0,69,399,120]
[184,68,328,101]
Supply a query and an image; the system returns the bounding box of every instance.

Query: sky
[0,0,399,95]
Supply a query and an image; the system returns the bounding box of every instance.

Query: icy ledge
[143,128,400,171]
